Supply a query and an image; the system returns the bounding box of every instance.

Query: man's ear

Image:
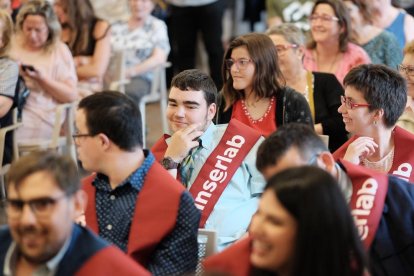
[72,189,87,220]
[318,151,337,176]
[207,103,217,121]
[97,133,111,150]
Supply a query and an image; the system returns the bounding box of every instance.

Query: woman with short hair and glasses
[397,40,414,133]
[216,32,313,137]
[304,0,370,85]
[266,23,347,152]
[334,64,414,181]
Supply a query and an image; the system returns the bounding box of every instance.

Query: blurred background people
[53,0,111,98]
[167,0,226,89]
[334,64,414,182]
[10,0,77,142]
[397,40,414,133]
[344,0,402,68]
[216,33,313,137]
[109,0,169,107]
[204,166,368,276]
[266,23,347,151]
[303,0,371,85]
[369,0,414,50]
[0,9,18,165]
[266,0,314,30]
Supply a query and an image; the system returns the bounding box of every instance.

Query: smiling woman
[303,0,371,85]
[203,166,368,276]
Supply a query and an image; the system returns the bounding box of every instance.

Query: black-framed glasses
[225,58,253,70]
[309,14,339,23]
[340,96,371,110]
[398,64,414,77]
[5,194,68,219]
[72,133,95,140]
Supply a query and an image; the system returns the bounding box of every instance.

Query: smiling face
[249,190,297,274]
[166,87,216,134]
[129,0,154,22]
[7,172,76,264]
[401,53,414,98]
[229,46,256,94]
[338,85,375,135]
[310,3,343,45]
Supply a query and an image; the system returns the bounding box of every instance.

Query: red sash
[340,160,388,248]
[151,120,262,227]
[82,162,183,266]
[334,126,414,183]
[189,119,261,227]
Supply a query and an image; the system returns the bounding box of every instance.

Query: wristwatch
[161,157,179,170]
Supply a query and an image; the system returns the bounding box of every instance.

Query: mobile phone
[22,64,36,72]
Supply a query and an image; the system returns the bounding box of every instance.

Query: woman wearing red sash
[334,64,414,182]
[204,166,368,276]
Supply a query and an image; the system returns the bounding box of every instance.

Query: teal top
[362,30,402,69]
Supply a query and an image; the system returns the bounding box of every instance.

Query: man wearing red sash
[0,151,150,276]
[204,124,414,276]
[75,92,199,276]
[151,69,265,250]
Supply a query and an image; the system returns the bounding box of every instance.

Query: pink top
[9,36,77,141]
[303,42,371,85]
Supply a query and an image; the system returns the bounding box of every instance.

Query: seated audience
[344,0,402,68]
[76,91,199,275]
[109,0,169,106]
[369,0,414,50]
[10,0,77,142]
[53,0,111,97]
[0,151,150,275]
[205,123,414,275]
[216,32,313,136]
[204,166,368,276]
[0,10,18,164]
[397,40,414,133]
[303,0,371,84]
[151,69,265,250]
[266,23,347,151]
[334,64,414,182]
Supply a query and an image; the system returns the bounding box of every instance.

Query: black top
[312,72,348,152]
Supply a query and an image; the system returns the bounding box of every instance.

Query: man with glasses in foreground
[397,40,414,133]
[75,91,199,276]
[204,123,414,276]
[0,151,150,275]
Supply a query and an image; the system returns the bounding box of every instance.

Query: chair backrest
[319,134,329,148]
[106,50,128,93]
[197,229,217,275]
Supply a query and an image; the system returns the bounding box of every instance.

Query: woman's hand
[343,137,378,164]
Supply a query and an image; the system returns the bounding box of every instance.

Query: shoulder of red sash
[203,237,252,276]
[127,161,184,265]
[190,119,262,227]
[389,126,414,182]
[150,134,171,162]
[333,135,358,160]
[82,174,99,234]
[339,160,388,249]
[75,246,151,276]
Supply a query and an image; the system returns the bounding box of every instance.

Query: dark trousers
[168,0,226,90]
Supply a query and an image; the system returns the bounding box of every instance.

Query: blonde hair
[0,9,13,57]
[404,40,414,55]
[16,0,61,51]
